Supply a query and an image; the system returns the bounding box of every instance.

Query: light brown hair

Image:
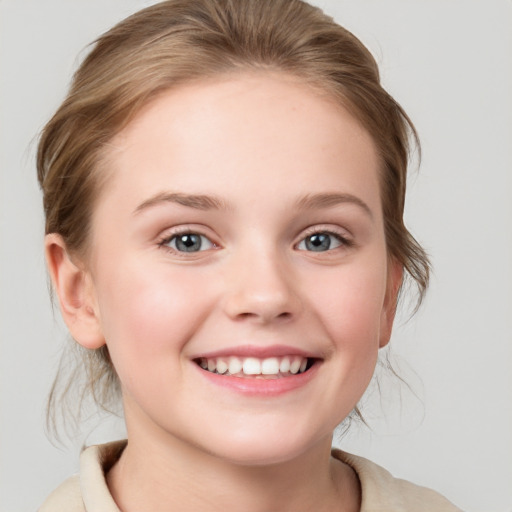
[37,0,430,433]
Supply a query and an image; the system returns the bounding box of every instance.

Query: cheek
[93,260,210,369]
[315,263,386,326]
[305,258,388,371]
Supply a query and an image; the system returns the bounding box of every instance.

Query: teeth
[243,357,261,375]
[216,358,228,374]
[228,356,243,375]
[289,357,301,374]
[261,357,279,375]
[198,355,311,377]
[279,357,290,373]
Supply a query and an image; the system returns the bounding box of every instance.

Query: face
[82,73,399,465]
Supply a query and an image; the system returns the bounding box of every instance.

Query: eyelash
[157,228,217,255]
[157,226,353,255]
[295,227,353,252]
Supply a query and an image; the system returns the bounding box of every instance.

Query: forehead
[98,71,381,215]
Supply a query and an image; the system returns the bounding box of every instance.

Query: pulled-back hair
[37,0,429,433]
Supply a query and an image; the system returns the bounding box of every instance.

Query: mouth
[193,355,317,379]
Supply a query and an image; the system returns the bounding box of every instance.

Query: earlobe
[379,259,403,348]
[45,234,105,349]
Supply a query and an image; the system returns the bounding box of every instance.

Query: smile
[194,356,314,379]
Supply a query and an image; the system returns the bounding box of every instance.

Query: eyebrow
[133,192,230,214]
[294,192,373,218]
[133,191,372,218]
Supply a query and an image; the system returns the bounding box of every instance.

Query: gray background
[1,0,511,510]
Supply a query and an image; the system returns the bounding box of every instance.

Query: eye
[161,232,215,253]
[296,232,347,252]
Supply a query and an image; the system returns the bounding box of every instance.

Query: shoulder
[38,475,84,512]
[332,449,463,512]
[39,441,126,512]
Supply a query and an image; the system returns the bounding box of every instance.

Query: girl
[36,0,463,510]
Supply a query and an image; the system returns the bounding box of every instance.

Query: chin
[214,444,308,467]
[198,422,331,467]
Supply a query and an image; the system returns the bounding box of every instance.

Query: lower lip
[194,362,320,396]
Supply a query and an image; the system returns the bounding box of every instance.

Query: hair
[37,0,430,434]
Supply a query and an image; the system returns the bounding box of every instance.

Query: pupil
[176,234,201,252]
[306,233,330,251]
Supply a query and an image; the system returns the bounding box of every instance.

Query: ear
[379,259,403,348]
[45,233,105,349]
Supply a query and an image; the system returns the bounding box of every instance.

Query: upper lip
[190,344,322,360]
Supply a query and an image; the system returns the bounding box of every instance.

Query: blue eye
[164,233,214,252]
[297,232,344,252]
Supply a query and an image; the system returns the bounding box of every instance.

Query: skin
[46,72,402,512]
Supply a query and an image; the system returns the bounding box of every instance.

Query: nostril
[234,311,292,322]
[276,311,292,320]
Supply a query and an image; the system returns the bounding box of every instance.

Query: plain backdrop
[1,1,511,511]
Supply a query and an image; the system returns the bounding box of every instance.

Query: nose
[222,247,302,324]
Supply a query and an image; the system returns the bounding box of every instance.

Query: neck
[107,428,360,512]
[106,397,360,512]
